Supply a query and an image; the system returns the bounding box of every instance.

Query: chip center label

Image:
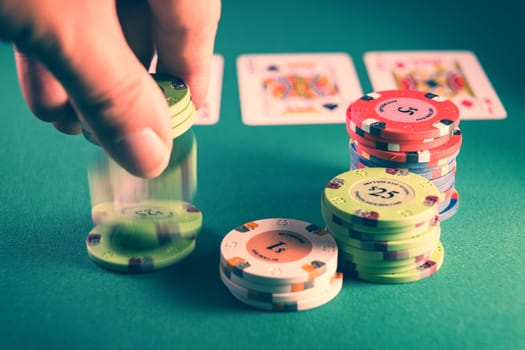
[120,206,175,219]
[246,230,312,263]
[349,178,415,207]
[375,97,435,123]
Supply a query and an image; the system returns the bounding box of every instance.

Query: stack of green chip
[321,167,445,284]
[152,73,196,139]
[84,74,201,272]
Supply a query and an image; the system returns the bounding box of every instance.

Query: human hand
[0,0,220,178]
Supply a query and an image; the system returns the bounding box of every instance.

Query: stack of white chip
[219,218,343,311]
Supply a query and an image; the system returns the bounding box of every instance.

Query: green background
[1,1,524,349]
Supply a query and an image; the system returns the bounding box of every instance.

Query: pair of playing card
[197,51,506,126]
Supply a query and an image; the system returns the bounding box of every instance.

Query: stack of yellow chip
[321,167,444,283]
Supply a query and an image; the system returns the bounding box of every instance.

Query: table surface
[1,1,524,349]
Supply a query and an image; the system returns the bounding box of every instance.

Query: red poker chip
[351,129,462,164]
[347,90,460,141]
[348,126,450,152]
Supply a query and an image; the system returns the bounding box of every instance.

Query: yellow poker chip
[336,230,439,262]
[151,73,192,117]
[170,98,194,128]
[324,216,438,248]
[220,218,339,285]
[171,103,196,139]
[92,201,115,225]
[328,221,440,253]
[323,167,441,228]
[91,200,203,246]
[339,248,432,270]
[82,74,194,145]
[339,259,418,275]
[86,225,196,272]
[321,197,438,239]
[156,128,197,202]
[346,242,445,284]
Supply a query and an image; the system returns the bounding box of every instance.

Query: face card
[237,53,362,125]
[195,54,223,125]
[364,51,506,120]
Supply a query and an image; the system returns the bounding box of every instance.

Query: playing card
[237,53,362,125]
[364,51,506,120]
[195,54,223,125]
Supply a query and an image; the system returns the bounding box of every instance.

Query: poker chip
[221,261,337,294]
[151,73,192,117]
[219,218,342,311]
[337,232,439,262]
[82,73,196,146]
[350,142,457,176]
[439,189,460,221]
[347,90,460,141]
[352,129,462,165]
[91,200,202,238]
[321,197,438,239]
[86,224,196,272]
[328,222,440,253]
[86,200,202,271]
[323,168,441,229]
[344,242,445,284]
[220,269,343,312]
[169,97,193,127]
[348,121,450,152]
[326,217,437,243]
[339,249,432,270]
[162,128,197,202]
[220,267,341,303]
[171,101,196,139]
[221,218,339,285]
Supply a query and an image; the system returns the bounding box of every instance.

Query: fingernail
[113,128,170,178]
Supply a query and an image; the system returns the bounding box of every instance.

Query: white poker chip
[220,266,340,303]
[220,218,339,285]
[221,268,343,312]
[220,260,337,294]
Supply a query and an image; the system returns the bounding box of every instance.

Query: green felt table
[1,1,524,349]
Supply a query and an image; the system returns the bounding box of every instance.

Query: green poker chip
[82,73,194,145]
[152,73,192,118]
[87,199,202,272]
[170,102,196,140]
[86,224,196,272]
[91,200,202,241]
[344,242,445,284]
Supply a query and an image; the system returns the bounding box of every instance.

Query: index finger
[148,0,221,109]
